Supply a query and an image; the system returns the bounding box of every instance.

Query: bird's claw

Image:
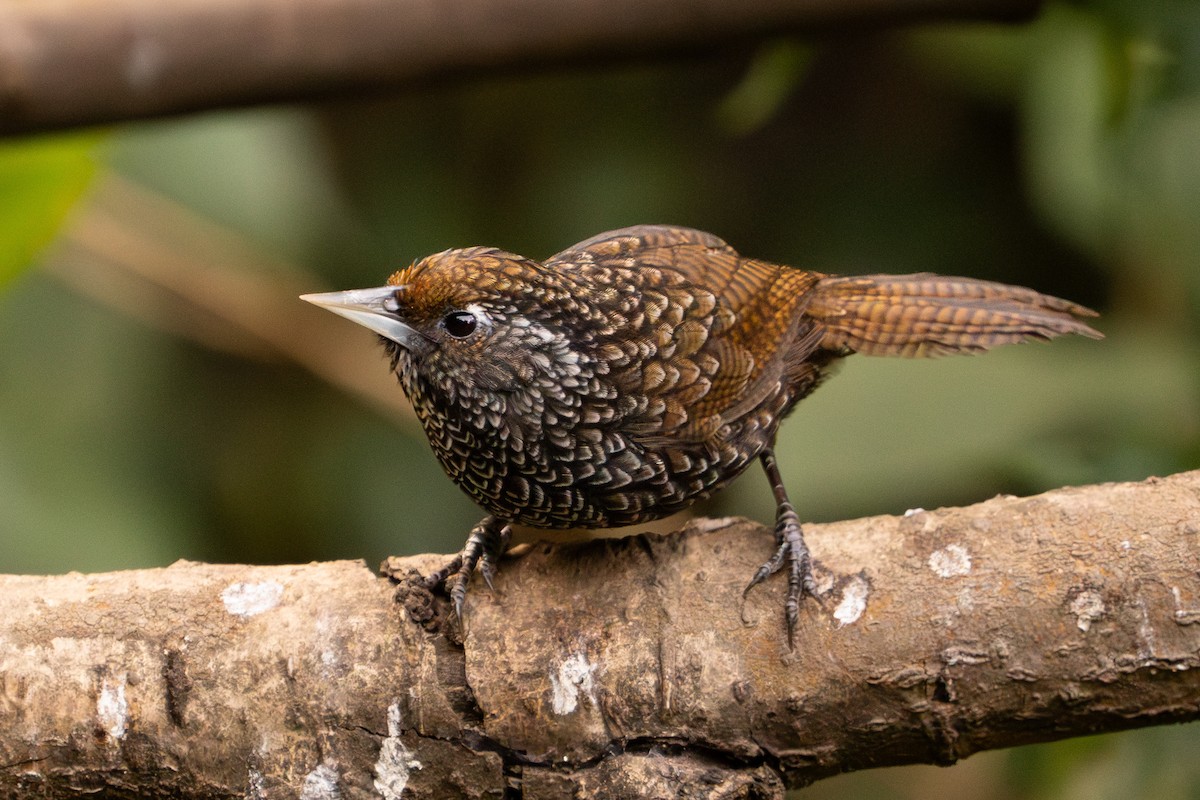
[744,507,819,649]
[478,525,511,592]
[743,539,788,597]
[428,516,512,623]
[421,554,463,592]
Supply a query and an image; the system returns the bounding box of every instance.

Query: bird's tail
[807,273,1103,357]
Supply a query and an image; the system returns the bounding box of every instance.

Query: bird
[301,225,1102,645]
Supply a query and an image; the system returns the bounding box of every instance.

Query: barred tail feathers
[808,273,1103,357]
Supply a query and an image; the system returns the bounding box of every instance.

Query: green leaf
[716,39,814,136]
[0,132,105,286]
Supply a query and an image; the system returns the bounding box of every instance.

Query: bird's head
[302,248,592,397]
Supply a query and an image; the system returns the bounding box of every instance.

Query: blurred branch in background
[0,0,1039,135]
[46,174,418,430]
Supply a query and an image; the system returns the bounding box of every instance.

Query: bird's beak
[300,286,430,352]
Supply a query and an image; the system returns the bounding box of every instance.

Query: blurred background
[1,0,1198,797]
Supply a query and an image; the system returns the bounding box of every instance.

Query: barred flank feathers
[808,273,1103,357]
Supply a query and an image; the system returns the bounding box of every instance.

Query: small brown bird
[302,225,1101,643]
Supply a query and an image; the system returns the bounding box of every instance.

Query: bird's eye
[441,311,478,338]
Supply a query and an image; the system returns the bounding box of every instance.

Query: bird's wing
[546,226,823,445]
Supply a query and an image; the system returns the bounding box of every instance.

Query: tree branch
[0,0,1041,135]
[2,471,1198,798]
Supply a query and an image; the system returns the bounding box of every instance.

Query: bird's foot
[423,516,512,621]
[744,508,820,648]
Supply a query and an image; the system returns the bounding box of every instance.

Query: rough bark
[0,0,1041,135]
[1,471,1198,799]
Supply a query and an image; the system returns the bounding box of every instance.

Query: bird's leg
[422,515,512,620]
[744,448,819,647]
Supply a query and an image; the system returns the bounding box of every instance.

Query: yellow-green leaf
[0,132,105,286]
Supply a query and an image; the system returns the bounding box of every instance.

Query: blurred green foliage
[0,0,1198,797]
[0,132,102,285]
